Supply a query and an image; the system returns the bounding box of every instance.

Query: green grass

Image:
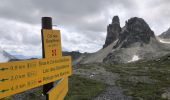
[116,79,164,100]
[0,97,13,100]
[1,55,170,100]
[65,75,107,100]
[103,54,170,100]
[75,64,94,70]
[1,75,106,100]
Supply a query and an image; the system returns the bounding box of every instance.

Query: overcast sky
[0,0,170,57]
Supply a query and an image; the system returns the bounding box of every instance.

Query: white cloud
[0,0,170,57]
[0,18,42,56]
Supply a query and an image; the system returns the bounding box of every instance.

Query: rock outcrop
[103,17,170,64]
[103,16,121,48]
[159,28,170,39]
[78,16,170,64]
[113,17,155,49]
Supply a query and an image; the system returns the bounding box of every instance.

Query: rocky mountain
[0,49,17,62]
[159,28,170,39]
[78,16,170,64]
[113,17,155,49]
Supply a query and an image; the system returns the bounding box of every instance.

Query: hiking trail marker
[0,17,72,100]
[42,29,62,58]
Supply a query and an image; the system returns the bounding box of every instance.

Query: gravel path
[94,86,132,100]
[74,65,118,85]
[73,64,132,100]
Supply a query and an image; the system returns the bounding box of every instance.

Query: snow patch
[159,39,170,44]
[128,55,140,62]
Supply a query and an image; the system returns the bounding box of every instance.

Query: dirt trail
[94,86,132,100]
[73,64,132,100]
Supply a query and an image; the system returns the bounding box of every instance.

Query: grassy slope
[104,54,170,100]
[1,54,170,100]
[1,75,106,100]
[0,97,13,100]
[65,75,107,100]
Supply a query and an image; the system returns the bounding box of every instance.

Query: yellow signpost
[47,78,68,100]
[0,17,72,100]
[0,56,72,99]
[42,29,69,100]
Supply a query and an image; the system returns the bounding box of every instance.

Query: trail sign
[42,29,69,100]
[42,29,62,58]
[42,29,63,96]
[0,56,72,99]
[0,17,72,100]
[47,78,68,100]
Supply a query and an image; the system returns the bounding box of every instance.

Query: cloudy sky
[0,0,170,57]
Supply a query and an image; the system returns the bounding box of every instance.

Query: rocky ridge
[113,17,155,49]
[0,49,17,62]
[159,28,170,39]
[78,16,170,64]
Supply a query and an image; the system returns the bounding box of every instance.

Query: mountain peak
[103,16,121,48]
[78,16,170,64]
[112,15,120,24]
[159,27,170,39]
[0,49,17,62]
[113,17,156,48]
[126,17,152,33]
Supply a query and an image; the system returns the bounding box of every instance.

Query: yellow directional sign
[0,56,72,99]
[42,29,62,58]
[43,29,70,100]
[47,78,68,100]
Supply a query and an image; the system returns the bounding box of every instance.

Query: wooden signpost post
[0,17,72,100]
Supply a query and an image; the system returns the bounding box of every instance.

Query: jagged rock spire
[103,16,121,48]
[112,16,120,24]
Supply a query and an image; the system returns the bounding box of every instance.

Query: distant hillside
[159,28,170,39]
[0,49,17,62]
[63,51,82,60]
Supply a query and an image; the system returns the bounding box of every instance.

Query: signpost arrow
[0,79,8,82]
[0,89,9,93]
[0,68,8,71]
[0,56,72,99]
[47,78,68,100]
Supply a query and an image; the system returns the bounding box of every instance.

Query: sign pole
[41,17,54,97]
